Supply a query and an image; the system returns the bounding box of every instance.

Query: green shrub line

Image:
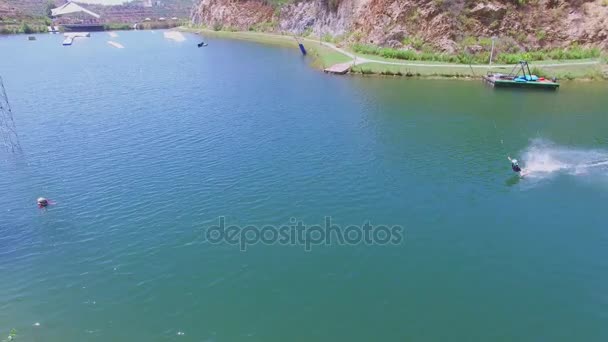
[352,43,601,64]
[0,22,49,34]
[353,43,480,63]
[104,23,133,31]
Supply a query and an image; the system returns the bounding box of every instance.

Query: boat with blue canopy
[483,61,559,90]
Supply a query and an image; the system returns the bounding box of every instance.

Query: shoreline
[182,27,607,81]
[0,21,182,35]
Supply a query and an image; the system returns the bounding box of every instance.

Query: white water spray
[520,139,608,179]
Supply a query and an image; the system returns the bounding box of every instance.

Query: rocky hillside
[191,0,608,53]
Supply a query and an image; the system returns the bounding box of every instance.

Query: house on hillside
[51,1,103,31]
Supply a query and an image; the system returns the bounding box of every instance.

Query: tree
[45,0,56,18]
[21,22,34,34]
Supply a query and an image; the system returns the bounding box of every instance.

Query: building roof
[51,2,100,19]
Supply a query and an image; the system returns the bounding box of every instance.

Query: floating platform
[107,41,124,49]
[483,61,559,90]
[324,62,352,75]
[62,32,91,46]
[483,75,559,90]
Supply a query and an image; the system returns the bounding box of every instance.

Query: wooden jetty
[324,62,352,75]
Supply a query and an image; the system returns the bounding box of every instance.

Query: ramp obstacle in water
[324,62,352,75]
[293,37,307,55]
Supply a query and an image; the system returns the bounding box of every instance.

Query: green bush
[21,22,34,34]
[357,67,373,74]
[352,41,601,65]
[402,36,424,50]
[497,45,600,63]
[535,30,546,41]
[0,27,17,34]
[322,33,334,42]
[352,43,491,64]
[104,23,133,31]
[530,67,548,77]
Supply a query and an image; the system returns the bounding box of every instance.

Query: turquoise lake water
[1,31,608,341]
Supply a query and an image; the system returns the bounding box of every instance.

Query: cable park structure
[0,76,22,154]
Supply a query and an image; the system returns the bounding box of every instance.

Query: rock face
[190,0,274,30]
[191,0,608,51]
[469,2,507,25]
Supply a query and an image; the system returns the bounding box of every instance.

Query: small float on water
[483,61,559,90]
[197,41,208,47]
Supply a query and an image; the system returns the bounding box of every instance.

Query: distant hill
[0,0,47,18]
[0,0,195,20]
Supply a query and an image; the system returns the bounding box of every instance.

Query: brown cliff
[191,0,608,52]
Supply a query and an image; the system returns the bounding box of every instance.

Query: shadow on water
[492,86,559,94]
[505,174,521,187]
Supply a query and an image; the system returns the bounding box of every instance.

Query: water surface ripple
[1,31,608,341]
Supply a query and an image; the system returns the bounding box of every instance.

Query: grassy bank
[181,27,351,68]
[352,43,601,65]
[350,62,606,80]
[181,27,607,80]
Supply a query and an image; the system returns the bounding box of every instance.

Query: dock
[324,62,352,75]
[62,32,90,46]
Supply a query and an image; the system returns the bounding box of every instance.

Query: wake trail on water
[520,139,608,180]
